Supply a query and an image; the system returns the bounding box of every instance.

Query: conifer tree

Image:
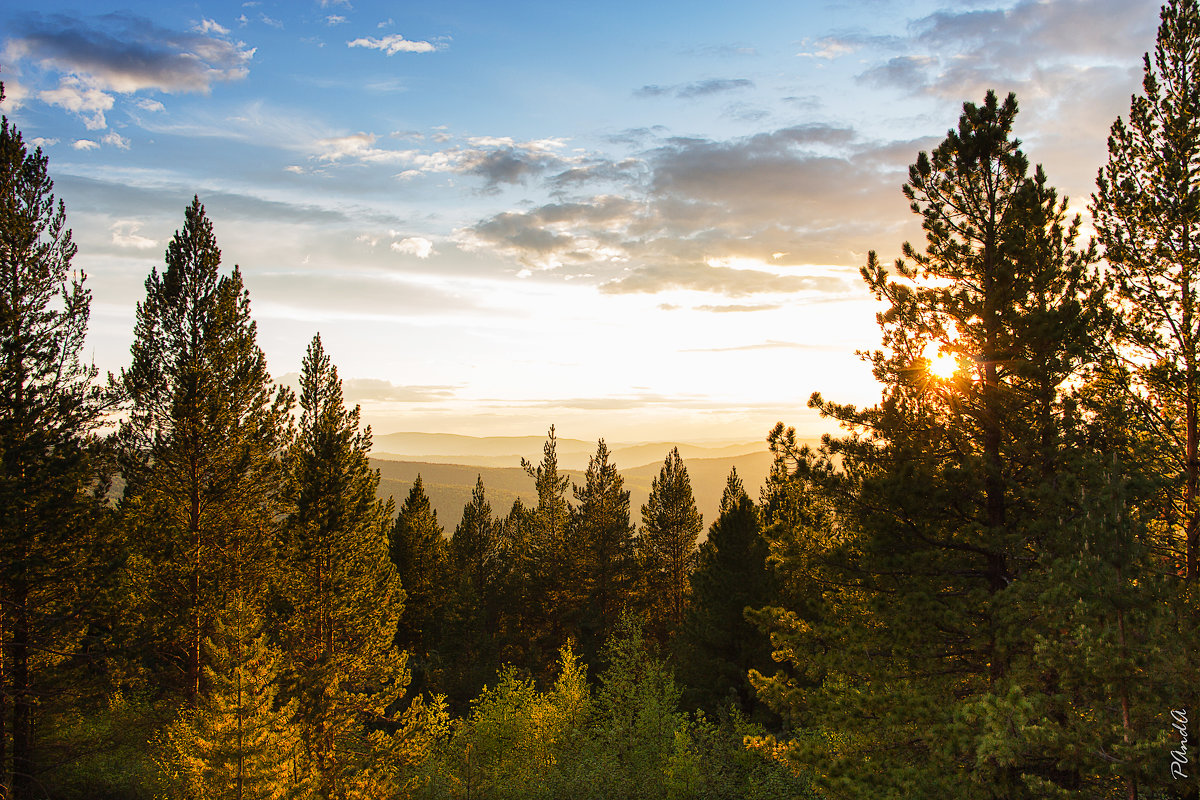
[389,475,449,694]
[441,476,502,708]
[278,334,415,799]
[158,606,302,800]
[571,439,636,668]
[517,427,576,677]
[674,469,774,718]
[0,82,113,800]
[118,197,291,708]
[753,92,1156,797]
[638,448,701,644]
[1092,0,1200,580]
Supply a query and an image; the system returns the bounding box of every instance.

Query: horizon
[0,0,1163,441]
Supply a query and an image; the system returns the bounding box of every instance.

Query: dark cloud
[458,145,566,190]
[8,12,255,94]
[459,121,929,293]
[856,0,1159,100]
[636,78,755,99]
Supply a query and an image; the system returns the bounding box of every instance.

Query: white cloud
[110,220,156,249]
[194,19,230,36]
[30,137,59,148]
[102,131,131,149]
[391,236,435,258]
[325,15,347,25]
[40,76,113,129]
[0,79,29,108]
[72,139,99,150]
[347,33,437,55]
[135,97,165,112]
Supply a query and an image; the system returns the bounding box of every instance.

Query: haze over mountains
[368,432,817,532]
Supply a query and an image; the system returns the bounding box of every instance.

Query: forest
[4,1,1200,798]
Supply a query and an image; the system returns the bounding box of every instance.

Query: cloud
[135,98,165,112]
[600,264,849,297]
[391,236,435,258]
[72,139,99,151]
[347,33,438,55]
[39,76,114,129]
[276,373,459,403]
[102,131,130,149]
[693,303,783,313]
[6,12,256,97]
[325,15,347,25]
[636,78,754,99]
[458,122,932,294]
[194,19,230,36]
[30,137,59,148]
[110,219,156,249]
[856,0,1158,100]
[307,132,578,190]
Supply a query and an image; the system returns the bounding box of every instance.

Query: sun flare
[923,341,958,380]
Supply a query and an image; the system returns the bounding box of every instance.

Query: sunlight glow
[923,341,958,380]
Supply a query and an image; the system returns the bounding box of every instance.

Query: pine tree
[517,426,576,678]
[278,334,413,799]
[441,476,502,708]
[571,439,637,669]
[673,469,774,718]
[1092,0,1200,580]
[158,606,302,800]
[638,448,701,645]
[0,81,114,800]
[118,197,291,707]
[389,475,449,695]
[753,92,1156,797]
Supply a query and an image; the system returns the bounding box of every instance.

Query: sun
[922,341,958,380]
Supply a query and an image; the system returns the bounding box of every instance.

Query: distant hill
[371,431,769,472]
[370,449,781,537]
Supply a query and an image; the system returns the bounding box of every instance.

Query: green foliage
[118,196,292,706]
[674,470,775,720]
[1093,0,1200,580]
[571,439,637,669]
[441,476,503,710]
[156,609,302,799]
[278,334,415,799]
[391,475,450,695]
[0,85,116,798]
[754,91,1165,798]
[639,448,702,643]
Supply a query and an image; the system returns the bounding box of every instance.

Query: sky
[0,0,1165,444]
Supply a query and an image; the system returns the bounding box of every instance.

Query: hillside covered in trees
[4,1,1200,798]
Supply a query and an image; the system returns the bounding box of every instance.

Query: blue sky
[0,0,1163,442]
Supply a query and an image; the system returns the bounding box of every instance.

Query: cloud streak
[347,33,439,55]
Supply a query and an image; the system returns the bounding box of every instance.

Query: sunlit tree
[0,82,114,800]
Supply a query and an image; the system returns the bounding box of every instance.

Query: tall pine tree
[571,439,637,670]
[674,469,774,719]
[278,334,418,799]
[754,92,1157,798]
[118,197,291,707]
[389,475,449,697]
[0,82,113,800]
[638,448,701,646]
[1092,0,1200,581]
